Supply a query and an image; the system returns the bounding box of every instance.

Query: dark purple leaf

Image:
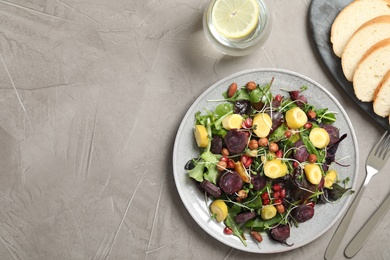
[234,100,251,115]
[293,140,309,162]
[322,124,340,144]
[326,133,347,165]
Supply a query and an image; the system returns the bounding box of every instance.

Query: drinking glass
[203,0,272,56]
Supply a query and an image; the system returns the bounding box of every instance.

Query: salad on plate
[185,78,354,247]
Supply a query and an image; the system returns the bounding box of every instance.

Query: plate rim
[173,68,359,253]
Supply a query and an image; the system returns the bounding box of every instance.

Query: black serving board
[308,0,390,131]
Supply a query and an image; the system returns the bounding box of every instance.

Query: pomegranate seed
[261,192,269,200]
[304,122,313,129]
[227,159,235,169]
[284,130,292,138]
[262,198,270,205]
[220,156,229,163]
[273,183,281,191]
[241,155,248,164]
[242,118,253,128]
[241,155,253,168]
[274,198,282,204]
[280,189,286,198]
[274,94,282,102]
[246,158,253,167]
[275,150,283,158]
[273,191,280,199]
[224,227,233,235]
[293,161,298,168]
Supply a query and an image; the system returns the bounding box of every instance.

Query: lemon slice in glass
[212,0,259,39]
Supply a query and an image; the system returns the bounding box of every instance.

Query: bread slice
[353,38,390,102]
[331,0,390,57]
[373,69,390,117]
[342,15,390,81]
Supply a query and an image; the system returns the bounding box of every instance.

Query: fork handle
[344,193,390,258]
[324,185,366,260]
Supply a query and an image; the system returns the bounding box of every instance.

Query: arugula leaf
[188,117,221,184]
[214,111,233,130]
[187,160,205,182]
[269,124,288,142]
[243,192,263,210]
[224,206,247,246]
[195,111,212,126]
[187,151,220,185]
[279,99,298,113]
[301,130,326,164]
[223,87,250,102]
[315,108,336,124]
[244,214,283,231]
[214,103,233,118]
[249,85,272,104]
[301,135,319,158]
[201,151,220,184]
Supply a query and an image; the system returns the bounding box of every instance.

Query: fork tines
[374,131,390,160]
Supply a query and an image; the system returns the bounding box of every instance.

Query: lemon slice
[222,114,244,130]
[211,0,259,39]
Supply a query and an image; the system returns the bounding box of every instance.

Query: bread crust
[341,15,390,81]
[374,69,390,98]
[353,38,390,102]
[373,69,390,117]
[330,0,390,57]
[356,38,390,66]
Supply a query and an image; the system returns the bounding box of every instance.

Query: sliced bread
[353,38,390,102]
[373,69,390,117]
[342,15,390,81]
[330,0,390,57]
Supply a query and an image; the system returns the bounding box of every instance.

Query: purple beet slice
[224,129,248,154]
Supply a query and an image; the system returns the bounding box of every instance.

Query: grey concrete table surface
[0,0,389,259]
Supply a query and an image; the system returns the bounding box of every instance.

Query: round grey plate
[173,68,358,253]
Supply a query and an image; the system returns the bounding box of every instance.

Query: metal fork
[324,131,390,260]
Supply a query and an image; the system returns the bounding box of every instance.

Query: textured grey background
[0,0,389,259]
